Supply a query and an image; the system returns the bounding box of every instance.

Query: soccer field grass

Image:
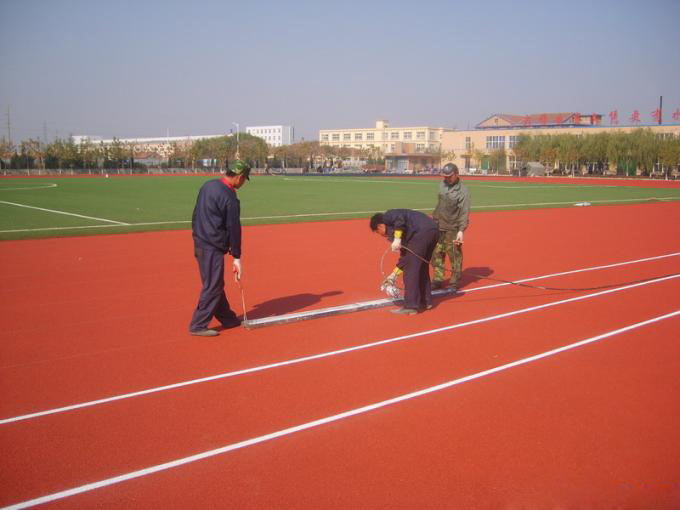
[1,175,679,240]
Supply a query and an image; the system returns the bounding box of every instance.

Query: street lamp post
[232,122,240,160]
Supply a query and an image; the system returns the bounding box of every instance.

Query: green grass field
[1,175,679,240]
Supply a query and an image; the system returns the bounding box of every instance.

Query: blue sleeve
[226,197,242,258]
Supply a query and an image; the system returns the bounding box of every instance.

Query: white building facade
[245,125,294,147]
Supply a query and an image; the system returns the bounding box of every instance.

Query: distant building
[441,113,680,174]
[245,125,294,147]
[71,134,229,158]
[319,120,454,171]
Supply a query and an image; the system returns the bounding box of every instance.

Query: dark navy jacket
[382,209,437,244]
[191,179,242,258]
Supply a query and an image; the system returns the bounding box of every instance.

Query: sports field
[1,174,680,508]
[1,174,679,240]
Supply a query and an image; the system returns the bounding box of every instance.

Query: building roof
[477,112,602,129]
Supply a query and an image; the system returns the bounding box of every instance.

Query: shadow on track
[247,290,343,319]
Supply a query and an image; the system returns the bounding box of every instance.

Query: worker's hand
[233,258,242,280]
[455,231,464,245]
[391,237,402,252]
[383,267,402,286]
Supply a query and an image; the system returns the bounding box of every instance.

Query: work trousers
[189,247,237,331]
[431,230,463,285]
[401,227,439,310]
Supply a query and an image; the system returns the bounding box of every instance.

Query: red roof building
[477,112,602,129]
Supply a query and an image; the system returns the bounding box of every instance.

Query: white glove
[232,258,242,280]
[455,231,464,244]
[391,237,402,252]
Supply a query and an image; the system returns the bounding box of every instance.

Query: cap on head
[229,159,251,180]
[442,163,458,176]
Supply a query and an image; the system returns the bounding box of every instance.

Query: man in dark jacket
[432,163,470,289]
[189,160,250,336]
[370,209,438,314]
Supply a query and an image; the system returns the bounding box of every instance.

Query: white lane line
[0,201,129,225]
[4,310,678,510]
[2,268,678,426]
[461,252,679,293]
[0,183,58,191]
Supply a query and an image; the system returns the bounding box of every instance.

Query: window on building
[390,132,399,140]
[486,136,506,149]
[390,144,396,152]
[366,132,375,140]
[465,137,471,150]
[332,134,340,141]
[355,133,363,140]
[416,131,425,139]
[403,132,412,139]
[416,144,425,151]
[343,133,351,141]
[509,136,519,148]
[321,134,329,141]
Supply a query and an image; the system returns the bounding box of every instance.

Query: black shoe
[220,317,242,329]
[190,328,219,337]
[390,307,418,315]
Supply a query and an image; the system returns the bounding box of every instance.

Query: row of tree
[511,129,680,176]
[0,134,385,171]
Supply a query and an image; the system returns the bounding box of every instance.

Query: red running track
[1,202,679,508]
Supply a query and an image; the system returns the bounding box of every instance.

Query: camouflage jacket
[432,180,470,232]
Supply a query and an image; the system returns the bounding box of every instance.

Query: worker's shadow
[458,266,493,289]
[247,290,343,319]
[432,267,493,307]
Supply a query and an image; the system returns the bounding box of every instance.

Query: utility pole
[659,96,663,125]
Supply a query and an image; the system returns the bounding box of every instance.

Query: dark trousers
[189,247,237,331]
[401,227,439,310]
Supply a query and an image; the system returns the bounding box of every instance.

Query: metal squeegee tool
[242,287,458,329]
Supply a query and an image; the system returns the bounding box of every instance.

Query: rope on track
[380,245,679,292]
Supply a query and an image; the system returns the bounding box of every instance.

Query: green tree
[0,137,14,168]
[488,148,506,174]
[658,137,680,179]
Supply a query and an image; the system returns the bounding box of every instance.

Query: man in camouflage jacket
[431,163,470,289]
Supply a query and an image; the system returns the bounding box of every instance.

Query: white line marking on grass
[2,264,678,426]
[0,201,129,225]
[4,310,678,510]
[281,177,432,184]
[471,184,610,189]
[3,196,678,234]
[0,183,58,191]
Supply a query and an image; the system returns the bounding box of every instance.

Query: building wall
[245,125,294,147]
[319,120,452,154]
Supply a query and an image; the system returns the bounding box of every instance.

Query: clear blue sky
[1,0,679,143]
